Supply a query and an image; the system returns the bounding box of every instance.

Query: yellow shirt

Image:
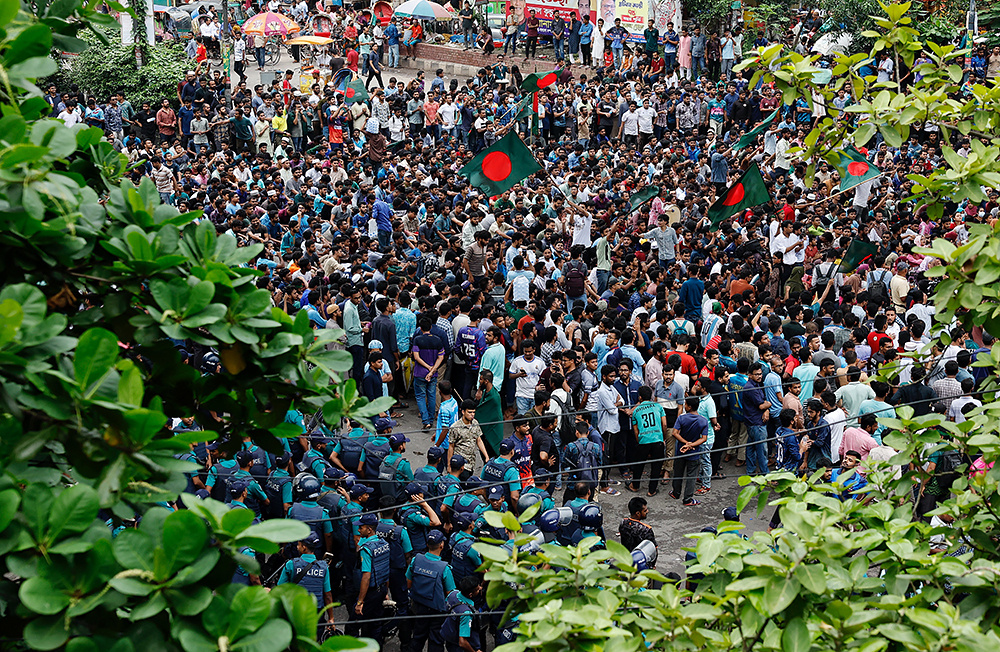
[272,113,287,132]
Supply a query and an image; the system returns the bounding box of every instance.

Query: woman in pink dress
[678,27,692,80]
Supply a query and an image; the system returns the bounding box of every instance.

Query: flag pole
[799,171,888,209]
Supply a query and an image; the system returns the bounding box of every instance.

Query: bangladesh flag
[629,185,660,213]
[707,163,770,231]
[343,79,369,105]
[514,94,534,120]
[839,239,879,274]
[459,132,542,197]
[834,146,880,192]
[733,109,779,152]
[521,69,560,93]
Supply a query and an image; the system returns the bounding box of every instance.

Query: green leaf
[130,592,167,620]
[795,563,827,594]
[0,488,21,532]
[74,327,119,393]
[501,511,521,533]
[48,483,99,542]
[230,620,293,652]
[518,501,540,525]
[783,618,811,652]
[0,0,20,26]
[227,586,273,640]
[19,576,71,615]
[113,529,155,571]
[238,519,311,544]
[162,510,208,576]
[271,584,319,640]
[24,615,69,650]
[23,483,54,538]
[166,585,214,616]
[122,409,168,447]
[762,577,800,615]
[222,507,257,535]
[117,359,144,406]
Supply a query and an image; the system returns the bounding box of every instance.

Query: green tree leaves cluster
[0,0,393,650]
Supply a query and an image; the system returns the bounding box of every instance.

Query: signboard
[524,0,588,36]
[596,0,680,44]
[614,0,646,41]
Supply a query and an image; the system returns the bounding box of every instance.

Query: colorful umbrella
[241,11,300,36]
[393,0,452,21]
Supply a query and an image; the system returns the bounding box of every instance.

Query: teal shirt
[233,469,268,503]
[343,501,365,544]
[524,486,555,513]
[271,468,293,504]
[383,451,415,482]
[293,500,333,535]
[304,449,327,479]
[206,458,238,487]
[631,401,667,445]
[379,518,413,554]
[452,530,482,568]
[405,552,456,593]
[278,553,331,592]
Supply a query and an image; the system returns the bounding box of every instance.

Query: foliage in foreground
[474,4,1000,652]
[0,1,391,650]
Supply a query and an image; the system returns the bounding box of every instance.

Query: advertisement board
[595,0,681,43]
[523,0,592,36]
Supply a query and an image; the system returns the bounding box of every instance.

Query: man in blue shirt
[742,362,771,476]
[372,193,393,248]
[678,266,705,321]
[407,529,455,652]
[385,17,401,68]
[670,397,708,506]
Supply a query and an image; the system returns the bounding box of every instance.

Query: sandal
[627,483,639,492]
[602,487,621,496]
[669,492,680,500]
[735,460,746,467]
[683,500,702,506]
[647,490,658,498]
[391,411,404,419]
[696,486,710,495]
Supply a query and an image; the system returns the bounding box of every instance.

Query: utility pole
[222,0,232,109]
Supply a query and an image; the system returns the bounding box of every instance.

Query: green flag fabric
[459,132,542,197]
[629,185,660,213]
[707,163,771,231]
[521,69,560,93]
[514,94,534,120]
[343,79,369,105]
[833,146,881,192]
[733,109,779,152]
[839,239,879,274]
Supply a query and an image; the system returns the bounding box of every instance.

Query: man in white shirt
[617,101,640,147]
[636,99,656,144]
[771,221,804,267]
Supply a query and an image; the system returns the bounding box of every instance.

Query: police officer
[316,471,350,593]
[519,470,555,521]
[575,503,604,548]
[442,576,484,652]
[278,533,333,632]
[301,435,332,479]
[205,443,239,501]
[478,486,509,541]
[415,446,446,487]
[377,496,413,647]
[264,452,295,518]
[560,482,593,546]
[445,476,486,515]
[448,512,483,584]
[230,451,270,516]
[407,529,455,652]
[379,433,415,502]
[228,479,262,585]
[330,420,369,475]
[287,476,333,554]
[400,482,443,554]
[481,440,522,508]
[436,454,466,524]
[240,433,271,475]
[363,418,394,482]
[537,508,563,544]
[351,513,391,644]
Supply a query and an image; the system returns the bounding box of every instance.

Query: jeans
[721,58,734,79]
[581,42,591,65]
[526,35,537,57]
[612,46,623,68]
[504,32,517,54]
[700,448,712,488]
[255,46,265,68]
[566,294,586,312]
[554,37,564,60]
[663,50,676,71]
[672,444,703,503]
[463,26,475,47]
[413,375,438,426]
[691,54,704,77]
[746,424,769,475]
[596,268,610,294]
[389,43,400,67]
[378,229,392,249]
[516,396,533,414]
[159,191,172,205]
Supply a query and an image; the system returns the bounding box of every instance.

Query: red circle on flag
[481,151,512,182]
[539,72,557,88]
[345,87,355,99]
[847,161,869,176]
[723,183,745,206]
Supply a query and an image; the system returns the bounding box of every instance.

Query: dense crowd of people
[65,3,1000,651]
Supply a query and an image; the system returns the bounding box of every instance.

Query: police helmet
[516,492,542,516]
[631,540,658,571]
[578,504,603,530]
[298,475,322,501]
[539,508,561,533]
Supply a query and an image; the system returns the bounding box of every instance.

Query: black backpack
[868,269,891,305]
[549,394,575,451]
[564,260,586,296]
[935,449,965,492]
[378,455,407,503]
[565,440,600,486]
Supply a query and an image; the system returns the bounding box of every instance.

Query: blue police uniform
[349,533,391,643]
[407,551,455,652]
[560,497,590,546]
[481,457,522,502]
[441,590,480,652]
[362,436,391,480]
[230,469,268,515]
[287,501,332,553]
[377,517,413,644]
[264,469,293,518]
[400,504,434,553]
[278,553,331,608]
[333,429,368,474]
[206,458,239,501]
[448,530,483,583]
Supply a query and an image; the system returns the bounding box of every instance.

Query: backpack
[378,455,407,503]
[565,440,600,486]
[549,394,575,448]
[668,319,691,335]
[868,270,891,305]
[564,260,586,297]
[934,449,965,492]
[813,262,836,290]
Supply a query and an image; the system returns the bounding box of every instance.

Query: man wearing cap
[400,483,443,554]
[480,485,511,540]
[379,433,415,502]
[350,513,391,643]
[278,533,333,627]
[435,455,467,523]
[408,528,455,652]
[448,512,483,584]
[228,480,257,520]
[375,496,413,646]
[415,446,445,486]
[480,439,522,507]
[363,419,394,486]
[447,476,487,516]
[302,436,332,479]
[330,421,368,476]
[230,450,270,516]
[523,470,556,514]
[205,445,239,502]
[288,477,334,555]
